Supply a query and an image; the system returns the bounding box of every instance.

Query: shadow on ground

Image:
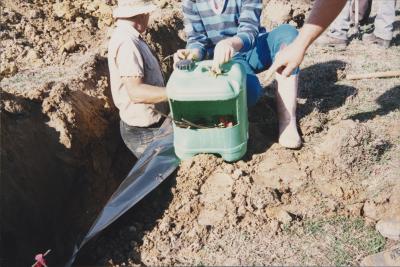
[349,86,400,122]
[392,18,400,46]
[298,60,356,119]
[245,60,356,158]
[245,96,277,157]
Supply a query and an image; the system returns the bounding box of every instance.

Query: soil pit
[0,54,135,266]
[0,3,185,264]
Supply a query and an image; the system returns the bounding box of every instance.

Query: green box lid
[167,60,246,101]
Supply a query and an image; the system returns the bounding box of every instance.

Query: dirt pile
[89,117,396,266]
[0,0,184,80]
[143,12,185,77]
[0,0,312,79]
[315,120,385,172]
[135,118,398,266]
[0,0,184,264]
[261,0,311,29]
[0,0,115,79]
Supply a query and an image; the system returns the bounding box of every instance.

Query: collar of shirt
[116,19,142,39]
[210,0,226,14]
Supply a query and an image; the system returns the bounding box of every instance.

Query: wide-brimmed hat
[113,0,157,18]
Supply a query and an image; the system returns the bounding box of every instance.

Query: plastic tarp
[67,118,179,266]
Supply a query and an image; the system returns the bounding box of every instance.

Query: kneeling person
[108,0,168,158]
[175,0,302,148]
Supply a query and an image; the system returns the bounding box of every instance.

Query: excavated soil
[1,1,183,265]
[1,0,399,266]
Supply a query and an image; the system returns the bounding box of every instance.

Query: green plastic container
[166,60,248,162]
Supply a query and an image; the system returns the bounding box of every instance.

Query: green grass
[332,238,353,266]
[282,222,292,233]
[298,216,385,266]
[304,220,324,235]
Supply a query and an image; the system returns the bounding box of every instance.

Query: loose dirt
[1,0,183,265]
[1,0,399,266]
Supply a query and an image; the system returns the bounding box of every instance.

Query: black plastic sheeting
[67,118,179,266]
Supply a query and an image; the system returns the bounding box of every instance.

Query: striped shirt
[183,0,262,60]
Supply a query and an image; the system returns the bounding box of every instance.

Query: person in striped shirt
[174,0,301,148]
[174,0,348,149]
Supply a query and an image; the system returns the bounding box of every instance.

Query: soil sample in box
[167,60,248,162]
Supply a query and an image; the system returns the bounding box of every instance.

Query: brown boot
[360,246,400,266]
[315,34,348,48]
[363,33,391,48]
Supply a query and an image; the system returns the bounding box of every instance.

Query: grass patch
[304,220,324,235]
[299,216,385,266]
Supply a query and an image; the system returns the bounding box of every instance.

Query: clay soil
[1,0,399,266]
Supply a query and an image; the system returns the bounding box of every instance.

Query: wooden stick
[181,118,210,129]
[354,0,359,31]
[148,107,210,129]
[31,250,51,267]
[345,70,400,80]
[162,54,173,62]
[43,250,51,257]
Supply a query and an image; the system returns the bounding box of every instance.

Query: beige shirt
[108,19,167,127]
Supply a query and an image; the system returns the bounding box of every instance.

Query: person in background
[108,0,169,158]
[317,0,396,48]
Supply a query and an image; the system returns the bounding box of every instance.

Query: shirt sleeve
[183,0,208,60]
[236,0,262,52]
[116,40,144,77]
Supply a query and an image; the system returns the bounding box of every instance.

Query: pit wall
[0,12,184,266]
[0,56,134,266]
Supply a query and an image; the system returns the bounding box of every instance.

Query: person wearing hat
[108,0,169,158]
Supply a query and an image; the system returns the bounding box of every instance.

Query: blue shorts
[231,24,299,107]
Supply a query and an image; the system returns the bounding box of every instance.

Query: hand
[173,49,199,67]
[212,39,235,70]
[264,41,307,79]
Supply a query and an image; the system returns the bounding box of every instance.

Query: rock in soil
[363,200,388,222]
[360,246,400,266]
[376,215,400,241]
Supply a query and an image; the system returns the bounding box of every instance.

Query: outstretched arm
[116,42,167,104]
[122,77,167,104]
[265,0,348,78]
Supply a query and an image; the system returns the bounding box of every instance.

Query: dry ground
[1,0,399,266]
[78,5,400,267]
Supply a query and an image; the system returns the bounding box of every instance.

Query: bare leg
[275,73,301,148]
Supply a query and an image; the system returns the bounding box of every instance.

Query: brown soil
[1,0,399,266]
[0,1,183,265]
[0,52,134,265]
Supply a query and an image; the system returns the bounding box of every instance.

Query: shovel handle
[346,70,400,80]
